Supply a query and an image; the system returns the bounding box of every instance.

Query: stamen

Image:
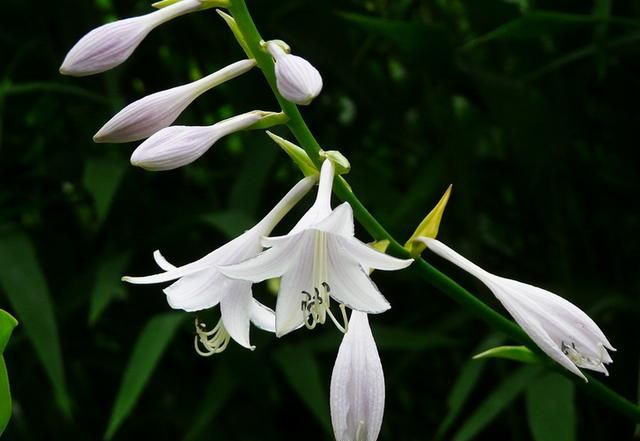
[299,282,349,333]
[560,340,605,370]
[194,317,230,356]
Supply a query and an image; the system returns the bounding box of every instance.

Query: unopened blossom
[94,59,256,143]
[122,176,316,352]
[130,110,274,171]
[331,311,385,441]
[419,237,615,381]
[60,0,205,76]
[220,160,413,336]
[265,40,323,105]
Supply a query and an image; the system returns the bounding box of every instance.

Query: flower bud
[130,111,272,171]
[265,40,323,105]
[330,311,385,441]
[60,0,203,76]
[94,59,256,143]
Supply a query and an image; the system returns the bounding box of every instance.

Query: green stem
[228,0,640,423]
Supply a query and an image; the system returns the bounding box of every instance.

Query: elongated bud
[330,311,385,441]
[265,40,323,105]
[130,111,274,171]
[60,0,204,76]
[405,185,452,256]
[94,59,256,143]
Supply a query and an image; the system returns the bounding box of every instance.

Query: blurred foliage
[1,0,639,439]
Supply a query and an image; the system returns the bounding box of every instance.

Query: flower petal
[219,233,307,282]
[220,281,254,349]
[314,202,354,237]
[164,269,229,311]
[338,236,413,271]
[326,238,390,313]
[249,299,276,332]
[330,311,385,441]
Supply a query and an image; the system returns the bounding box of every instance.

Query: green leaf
[0,310,17,436]
[338,12,448,58]
[434,334,503,441]
[452,365,542,441]
[229,142,278,216]
[526,372,576,441]
[83,154,127,226]
[273,344,331,433]
[473,345,540,364]
[104,313,185,440]
[88,252,131,325]
[0,231,71,416]
[463,11,640,50]
[0,310,18,353]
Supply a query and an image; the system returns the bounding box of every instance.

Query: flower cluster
[61,2,408,438]
[61,1,615,439]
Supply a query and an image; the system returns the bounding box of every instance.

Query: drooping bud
[404,185,452,256]
[330,311,385,441]
[130,110,275,171]
[265,40,323,105]
[94,59,256,143]
[60,0,205,77]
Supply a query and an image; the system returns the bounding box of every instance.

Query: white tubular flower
[330,311,385,441]
[265,40,323,105]
[94,59,256,143]
[419,237,615,381]
[122,176,316,352]
[60,0,204,76]
[129,110,271,171]
[220,160,413,337]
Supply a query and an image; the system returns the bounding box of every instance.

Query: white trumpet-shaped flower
[330,311,385,441]
[94,59,256,143]
[419,237,615,381]
[220,160,413,336]
[130,110,273,171]
[60,0,205,77]
[122,176,316,352]
[265,40,323,105]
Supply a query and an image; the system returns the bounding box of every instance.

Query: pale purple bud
[130,111,272,171]
[330,311,385,441]
[266,41,323,105]
[60,0,203,77]
[94,59,256,143]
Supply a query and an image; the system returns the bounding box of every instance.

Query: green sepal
[247,112,289,131]
[217,10,253,58]
[472,345,541,365]
[405,184,452,256]
[320,150,350,175]
[266,131,318,177]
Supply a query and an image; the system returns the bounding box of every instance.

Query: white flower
[122,176,316,352]
[419,237,615,381]
[60,0,204,77]
[129,110,273,171]
[265,40,323,105]
[220,160,413,336]
[330,311,385,441]
[94,59,256,143]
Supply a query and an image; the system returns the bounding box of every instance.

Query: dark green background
[1,0,639,439]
